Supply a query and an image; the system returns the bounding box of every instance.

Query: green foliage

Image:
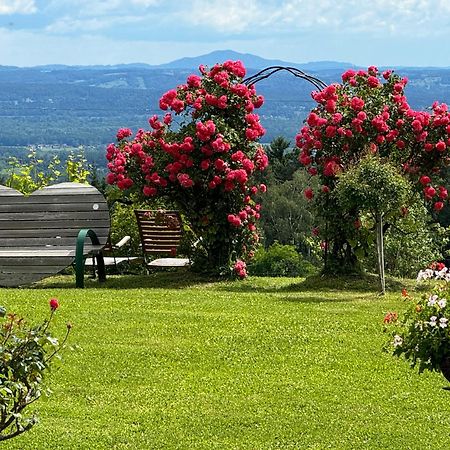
[363,201,449,278]
[259,170,320,259]
[4,147,91,194]
[5,148,61,195]
[248,242,317,277]
[262,136,299,182]
[0,301,70,441]
[65,150,90,184]
[336,155,411,219]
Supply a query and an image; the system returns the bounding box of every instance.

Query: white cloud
[130,0,159,6]
[0,0,36,14]
[186,0,262,32]
[182,0,450,37]
[45,15,143,34]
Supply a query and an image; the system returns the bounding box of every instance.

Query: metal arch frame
[243,66,327,90]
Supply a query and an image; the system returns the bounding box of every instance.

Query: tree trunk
[323,237,360,275]
[376,213,386,295]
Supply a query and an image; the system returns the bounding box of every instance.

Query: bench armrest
[113,235,131,249]
[75,229,106,288]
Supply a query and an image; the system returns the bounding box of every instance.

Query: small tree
[336,155,411,293]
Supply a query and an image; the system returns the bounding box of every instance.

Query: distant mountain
[157,50,355,72]
[0,50,356,73]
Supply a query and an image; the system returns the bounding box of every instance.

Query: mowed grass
[1,273,449,449]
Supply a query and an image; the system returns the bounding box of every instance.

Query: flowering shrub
[297,66,449,273]
[106,60,268,275]
[0,298,71,441]
[385,286,450,374]
[416,262,450,282]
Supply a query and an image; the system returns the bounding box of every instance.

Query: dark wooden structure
[0,182,110,287]
[134,209,189,269]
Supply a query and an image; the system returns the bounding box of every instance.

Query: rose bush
[0,298,71,441]
[106,60,268,275]
[297,66,449,273]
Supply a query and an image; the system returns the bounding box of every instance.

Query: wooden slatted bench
[134,209,190,270]
[0,182,110,288]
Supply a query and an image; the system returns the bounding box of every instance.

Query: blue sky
[1,0,450,67]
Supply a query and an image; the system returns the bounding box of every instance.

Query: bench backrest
[0,182,110,249]
[134,210,183,256]
[0,182,110,287]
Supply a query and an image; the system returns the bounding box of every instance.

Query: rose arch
[106,61,449,278]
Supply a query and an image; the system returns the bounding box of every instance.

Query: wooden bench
[0,182,110,288]
[134,209,190,270]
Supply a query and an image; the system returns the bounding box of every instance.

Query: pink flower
[105,173,116,185]
[304,187,314,200]
[424,186,436,200]
[116,128,132,141]
[233,260,247,278]
[200,159,210,170]
[323,160,341,177]
[434,201,444,211]
[367,76,380,88]
[143,186,157,196]
[350,97,365,111]
[214,158,227,172]
[419,175,431,185]
[177,173,193,188]
[187,74,201,88]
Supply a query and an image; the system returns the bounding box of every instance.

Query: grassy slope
[1,273,448,450]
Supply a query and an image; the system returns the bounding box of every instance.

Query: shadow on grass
[216,273,407,295]
[32,270,218,290]
[24,270,414,295]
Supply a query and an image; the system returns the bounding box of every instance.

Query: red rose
[49,298,59,311]
[424,186,436,199]
[304,187,314,200]
[436,141,446,152]
[419,175,431,185]
[434,201,444,211]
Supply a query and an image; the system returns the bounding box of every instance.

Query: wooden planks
[134,210,190,268]
[0,182,110,287]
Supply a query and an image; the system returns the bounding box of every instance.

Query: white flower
[417,269,434,281]
[429,316,437,327]
[439,317,448,328]
[393,335,403,347]
[438,298,447,309]
[435,267,449,279]
[428,295,438,306]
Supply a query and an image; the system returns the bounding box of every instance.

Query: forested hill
[1,51,450,148]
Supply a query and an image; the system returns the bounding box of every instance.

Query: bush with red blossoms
[297,66,449,273]
[0,299,71,441]
[106,60,268,275]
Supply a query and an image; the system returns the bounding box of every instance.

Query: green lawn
[1,273,449,449]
